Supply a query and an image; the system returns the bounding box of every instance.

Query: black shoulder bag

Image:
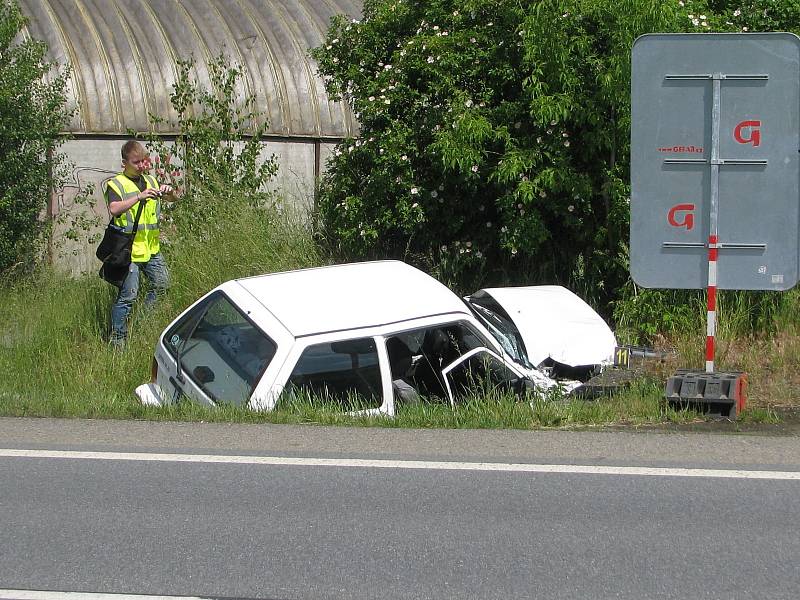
[96,199,146,288]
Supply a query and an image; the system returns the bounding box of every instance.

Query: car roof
[232,260,471,338]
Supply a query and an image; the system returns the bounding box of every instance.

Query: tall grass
[0,190,322,411]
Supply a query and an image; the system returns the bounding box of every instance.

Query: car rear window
[164,292,276,405]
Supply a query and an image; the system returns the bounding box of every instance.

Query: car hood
[469,286,617,368]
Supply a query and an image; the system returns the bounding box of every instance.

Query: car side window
[164,292,276,405]
[285,338,382,409]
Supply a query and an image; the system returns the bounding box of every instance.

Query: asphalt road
[1,418,800,599]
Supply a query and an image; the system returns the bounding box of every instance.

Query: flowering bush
[312,0,696,302]
[314,0,799,307]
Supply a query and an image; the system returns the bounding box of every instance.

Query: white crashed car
[136,261,617,414]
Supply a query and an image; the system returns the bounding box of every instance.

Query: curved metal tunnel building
[17,0,360,273]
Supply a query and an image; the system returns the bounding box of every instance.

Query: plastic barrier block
[664,370,747,418]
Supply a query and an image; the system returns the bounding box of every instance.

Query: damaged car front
[465,286,618,391]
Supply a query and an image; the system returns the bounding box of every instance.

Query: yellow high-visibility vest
[103,173,161,262]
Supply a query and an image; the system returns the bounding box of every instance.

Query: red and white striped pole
[705,73,722,374]
[706,234,718,373]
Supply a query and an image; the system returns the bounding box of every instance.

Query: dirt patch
[622,407,800,436]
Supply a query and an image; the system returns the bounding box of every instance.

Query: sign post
[631,33,800,416]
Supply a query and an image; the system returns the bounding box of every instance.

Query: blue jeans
[110,252,169,340]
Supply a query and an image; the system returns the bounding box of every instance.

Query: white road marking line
[0,591,212,600]
[0,448,798,480]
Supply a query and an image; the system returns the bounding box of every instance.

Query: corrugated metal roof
[18,0,360,138]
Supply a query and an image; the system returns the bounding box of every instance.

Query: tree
[0,0,71,274]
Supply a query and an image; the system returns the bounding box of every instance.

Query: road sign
[631,33,800,291]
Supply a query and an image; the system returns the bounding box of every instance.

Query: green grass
[0,189,322,414]
[0,187,789,428]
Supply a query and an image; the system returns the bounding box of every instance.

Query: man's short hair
[121,140,144,161]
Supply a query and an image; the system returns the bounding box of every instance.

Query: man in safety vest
[104,140,176,347]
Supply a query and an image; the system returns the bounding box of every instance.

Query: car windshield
[467,298,531,368]
[164,292,277,405]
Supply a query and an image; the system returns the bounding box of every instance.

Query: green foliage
[312,0,692,301]
[143,54,279,212]
[137,53,318,306]
[685,0,800,34]
[0,0,71,274]
[613,286,704,344]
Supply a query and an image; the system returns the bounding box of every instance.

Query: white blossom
[411,187,418,195]
[471,165,479,172]
[733,9,741,16]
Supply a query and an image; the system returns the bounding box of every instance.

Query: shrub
[0,0,71,274]
[311,0,691,304]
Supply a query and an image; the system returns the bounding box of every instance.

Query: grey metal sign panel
[631,33,800,290]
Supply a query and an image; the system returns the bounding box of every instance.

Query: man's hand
[158,184,177,201]
[139,187,166,200]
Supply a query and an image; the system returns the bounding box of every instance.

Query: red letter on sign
[734,120,761,146]
[668,204,695,230]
